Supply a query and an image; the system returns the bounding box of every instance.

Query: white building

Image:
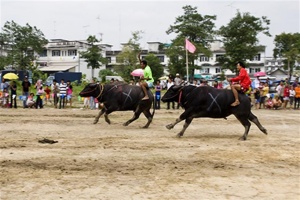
[194,40,267,79]
[35,39,285,81]
[37,39,107,81]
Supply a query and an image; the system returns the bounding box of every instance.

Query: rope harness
[96,84,104,99]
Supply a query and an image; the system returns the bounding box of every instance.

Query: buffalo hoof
[262,129,268,135]
[166,124,173,130]
[93,121,98,124]
[141,125,149,129]
[176,133,183,138]
[123,122,129,126]
[239,136,247,141]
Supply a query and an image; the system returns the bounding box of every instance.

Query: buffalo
[161,85,267,140]
[79,83,155,128]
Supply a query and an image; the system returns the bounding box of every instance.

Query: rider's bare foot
[142,96,149,101]
[231,100,240,106]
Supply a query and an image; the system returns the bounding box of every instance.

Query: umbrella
[3,73,19,80]
[158,76,169,80]
[254,71,266,77]
[131,69,144,77]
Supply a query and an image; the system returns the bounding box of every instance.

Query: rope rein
[96,84,104,99]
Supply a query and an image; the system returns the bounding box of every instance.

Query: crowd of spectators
[1,74,299,111]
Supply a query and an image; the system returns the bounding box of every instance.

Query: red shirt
[283,87,290,97]
[231,68,251,89]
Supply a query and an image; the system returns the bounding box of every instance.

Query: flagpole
[186,48,189,83]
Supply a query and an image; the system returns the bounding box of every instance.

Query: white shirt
[167,81,174,89]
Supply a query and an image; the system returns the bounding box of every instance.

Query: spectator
[0,88,9,108]
[259,82,269,109]
[294,83,300,109]
[166,78,175,110]
[272,95,282,109]
[192,80,199,87]
[89,79,95,110]
[283,84,290,109]
[265,95,273,109]
[21,76,31,108]
[44,85,52,105]
[292,78,298,88]
[289,85,295,109]
[276,81,284,102]
[66,80,73,108]
[51,79,60,108]
[0,78,9,93]
[253,76,261,89]
[253,88,260,109]
[174,73,182,109]
[59,79,67,109]
[10,81,17,108]
[155,80,161,109]
[26,93,36,108]
[36,85,44,109]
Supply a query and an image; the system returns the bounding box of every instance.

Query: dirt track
[0,108,299,199]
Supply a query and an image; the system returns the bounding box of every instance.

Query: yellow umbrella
[3,73,19,80]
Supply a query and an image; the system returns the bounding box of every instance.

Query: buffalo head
[79,83,99,97]
[161,85,183,103]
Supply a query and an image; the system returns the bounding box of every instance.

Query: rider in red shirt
[227,61,251,106]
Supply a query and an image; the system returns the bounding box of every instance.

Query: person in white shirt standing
[166,78,175,109]
[59,79,67,109]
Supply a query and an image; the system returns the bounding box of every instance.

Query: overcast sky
[1,0,299,56]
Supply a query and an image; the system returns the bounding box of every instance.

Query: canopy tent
[39,66,75,72]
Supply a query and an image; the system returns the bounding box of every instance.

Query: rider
[227,61,251,107]
[138,53,154,100]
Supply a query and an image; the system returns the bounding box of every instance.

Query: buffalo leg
[94,108,106,124]
[166,109,193,130]
[177,117,194,137]
[235,116,251,140]
[104,113,111,124]
[141,109,153,128]
[123,109,142,127]
[166,117,183,130]
[248,112,268,135]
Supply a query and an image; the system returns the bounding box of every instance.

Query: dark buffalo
[161,85,267,140]
[79,83,155,128]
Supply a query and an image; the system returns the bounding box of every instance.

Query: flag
[185,39,196,53]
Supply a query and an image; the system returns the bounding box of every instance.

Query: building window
[52,50,60,57]
[68,50,77,56]
[39,50,47,57]
[216,54,224,62]
[201,68,210,74]
[157,56,164,62]
[215,68,221,73]
[251,54,261,61]
[106,57,111,63]
[200,56,209,62]
[249,68,261,73]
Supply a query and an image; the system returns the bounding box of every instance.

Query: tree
[166,5,216,79]
[98,69,117,83]
[218,11,271,72]
[114,31,143,81]
[143,54,164,82]
[80,35,107,78]
[273,33,300,80]
[0,20,48,70]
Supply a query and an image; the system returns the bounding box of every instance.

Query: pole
[186,49,189,82]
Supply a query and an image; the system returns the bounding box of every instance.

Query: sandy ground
[0,106,299,200]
